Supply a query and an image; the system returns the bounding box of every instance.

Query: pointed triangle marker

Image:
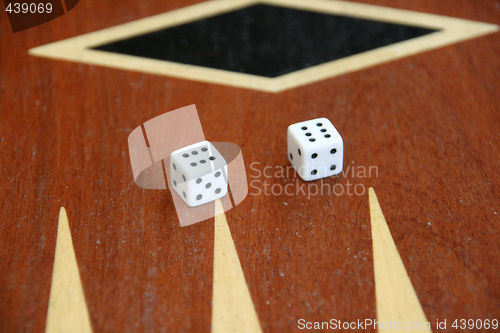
[45,207,93,333]
[369,188,432,332]
[212,199,263,333]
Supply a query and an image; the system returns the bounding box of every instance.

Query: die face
[174,167,228,207]
[288,133,307,177]
[170,141,226,181]
[288,118,343,181]
[170,141,228,207]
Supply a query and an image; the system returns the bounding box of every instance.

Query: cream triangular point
[45,207,93,333]
[212,199,263,333]
[369,188,432,332]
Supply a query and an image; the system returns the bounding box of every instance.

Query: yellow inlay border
[29,0,498,92]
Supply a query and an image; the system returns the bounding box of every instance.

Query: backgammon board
[1,0,499,332]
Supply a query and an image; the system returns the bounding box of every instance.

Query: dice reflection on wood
[170,141,228,207]
[288,118,343,181]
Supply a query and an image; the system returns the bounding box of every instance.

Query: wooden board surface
[1,0,499,332]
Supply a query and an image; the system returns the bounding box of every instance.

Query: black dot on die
[305,132,312,137]
[215,171,221,177]
[317,123,323,126]
[192,151,198,155]
[301,126,307,130]
[311,170,318,175]
[215,188,221,194]
[196,194,202,200]
[330,165,337,171]
[173,180,177,186]
[312,153,318,159]
[201,147,208,152]
[325,134,331,138]
[173,164,176,170]
[321,129,327,133]
[183,191,186,198]
[298,149,301,156]
[196,178,202,184]
[331,148,337,154]
[206,183,212,189]
[309,138,316,142]
[182,154,189,158]
[182,175,186,181]
[209,156,216,161]
[200,159,206,164]
[290,153,293,160]
[190,162,197,167]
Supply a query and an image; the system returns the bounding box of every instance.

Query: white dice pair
[288,118,344,181]
[170,141,228,207]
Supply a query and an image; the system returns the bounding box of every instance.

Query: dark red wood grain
[0,0,499,332]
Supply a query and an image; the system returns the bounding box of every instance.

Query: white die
[170,141,228,207]
[287,118,343,181]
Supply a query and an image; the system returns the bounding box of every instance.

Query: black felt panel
[93,4,438,78]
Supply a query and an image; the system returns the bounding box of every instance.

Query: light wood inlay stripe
[212,199,263,333]
[45,207,93,333]
[369,188,432,332]
[28,0,498,93]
